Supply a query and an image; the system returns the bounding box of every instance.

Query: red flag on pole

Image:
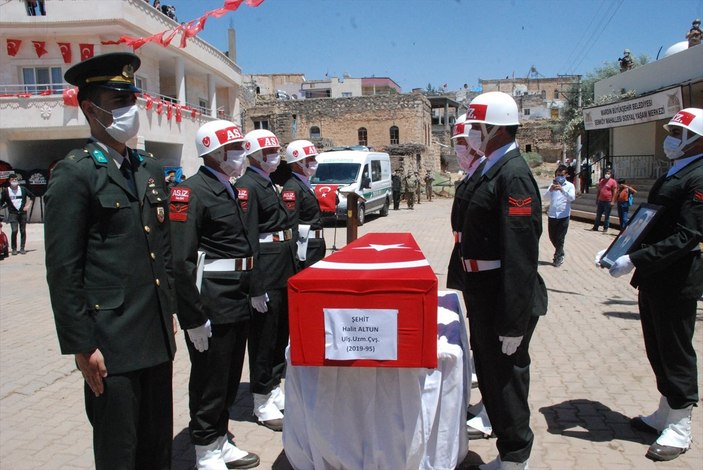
[79,43,94,60]
[314,184,339,213]
[32,40,48,58]
[6,39,22,57]
[57,42,72,63]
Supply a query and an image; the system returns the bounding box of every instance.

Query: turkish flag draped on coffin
[288,232,438,368]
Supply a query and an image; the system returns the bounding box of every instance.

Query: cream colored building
[0,0,244,188]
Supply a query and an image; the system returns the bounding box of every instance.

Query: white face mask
[302,160,318,177]
[467,129,484,154]
[258,152,281,174]
[10,181,19,188]
[662,131,701,160]
[220,149,247,177]
[454,145,472,172]
[93,103,140,143]
[478,124,499,154]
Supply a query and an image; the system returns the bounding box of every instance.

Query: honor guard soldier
[170,120,260,469]
[283,140,326,268]
[235,129,297,431]
[459,92,548,470]
[45,52,177,470]
[607,108,703,462]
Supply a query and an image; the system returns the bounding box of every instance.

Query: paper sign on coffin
[288,232,438,368]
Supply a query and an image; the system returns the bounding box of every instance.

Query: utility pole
[575,75,582,194]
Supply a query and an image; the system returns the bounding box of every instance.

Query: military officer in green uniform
[282,140,326,269]
[403,171,419,209]
[45,53,177,470]
[169,120,260,469]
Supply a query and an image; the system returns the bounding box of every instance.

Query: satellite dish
[662,41,689,58]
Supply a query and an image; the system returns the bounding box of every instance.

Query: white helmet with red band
[465,91,520,127]
[243,129,280,157]
[664,108,703,138]
[286,139,319,164]
[451,113,468,140]
[195,120,244,157]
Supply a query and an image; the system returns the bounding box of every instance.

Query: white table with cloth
[283,290,471,470]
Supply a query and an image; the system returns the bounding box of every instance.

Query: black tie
[121,158,137,195]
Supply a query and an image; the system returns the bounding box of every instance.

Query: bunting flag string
[6,39,22,57]
[32,40,48,58]
[57,42,72,64]
[100,0,264,51]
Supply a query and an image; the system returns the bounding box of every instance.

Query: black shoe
[11,250,17,255]
[19,249,26,255]
[630,416,659,434]
[646,442,688,461]
[590,227,598,231]
[257,418,283,432]
[225,452,260,469]
[553,256,564,267]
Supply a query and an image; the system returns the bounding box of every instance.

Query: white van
[310,149,392,225]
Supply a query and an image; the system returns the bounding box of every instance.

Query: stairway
[570,179,656,229]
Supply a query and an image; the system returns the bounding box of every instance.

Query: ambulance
[311,148,392,225]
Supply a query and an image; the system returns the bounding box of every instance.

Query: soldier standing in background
[283,140,326,269]
[391,169,402,210]
[170,120,260,469]
[404,171,419,210]
[235,130,297,432]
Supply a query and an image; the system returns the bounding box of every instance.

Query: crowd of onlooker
[148,0,178,22]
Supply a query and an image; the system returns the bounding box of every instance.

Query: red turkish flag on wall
[314,184,339,213]
[32,40,48,58]
[57,42,72,63]
[62,87,78,107]
[79,43,94,61]
[6,39,22,57]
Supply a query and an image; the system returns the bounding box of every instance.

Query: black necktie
[121,158,137,195]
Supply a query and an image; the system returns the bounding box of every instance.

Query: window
[254,120,269,130]
[390,126,399,145]
[22,66,63,93]
[198,98,209,116]
[551,108,560,120]
[135,76,146,93]
[371,160,382,182]
[523,109,531,116]
[358,127,368,146]
[310,126,321,139]
[554,89,560,100]
[541,90,546,99]
[341,92,352,98]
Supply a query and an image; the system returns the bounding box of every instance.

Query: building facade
[0,0,245,201]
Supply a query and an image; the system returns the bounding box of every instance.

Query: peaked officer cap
[64,52,141,93]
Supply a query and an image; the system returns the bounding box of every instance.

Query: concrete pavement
[0,189,701,469]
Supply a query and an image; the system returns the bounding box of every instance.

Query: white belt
[462,258,501,272]
[203,257,254,272]
[259,229,293,243]
[453,231,461,243]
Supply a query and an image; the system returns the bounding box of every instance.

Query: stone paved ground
[1,187,701,470]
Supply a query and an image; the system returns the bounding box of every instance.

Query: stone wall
[244,94,440,175]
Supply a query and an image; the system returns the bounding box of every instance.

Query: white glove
[251,293,269,313]
[594,249,607,267]
[187,320,212,353]
[609,255,634,278]
[498,336,523,356]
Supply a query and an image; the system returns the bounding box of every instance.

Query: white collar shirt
[545,180,576,219]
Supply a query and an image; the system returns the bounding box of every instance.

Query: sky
[166,0,703,92]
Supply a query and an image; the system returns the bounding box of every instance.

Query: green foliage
[522,151,544,168]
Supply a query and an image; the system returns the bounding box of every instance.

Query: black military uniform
[391,172,402,210]
[282,172,326,268]
[45,53,176,470]
[235,167,297,396]
[170,166,255,446]
[460,146,547,464]
[629,156,703,411]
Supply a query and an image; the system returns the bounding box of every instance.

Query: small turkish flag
[144,94,153,110]
[79,43,94,61]
[32,40,48,58]
[166,103,173,120]
[6,39,22,57]
[314,184,339,213]
[156,99,163,115]
[62,87,78,107]
[175,104,182,123]
[57,42,72,63]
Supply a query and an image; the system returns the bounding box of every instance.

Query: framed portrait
[599,203,664,268]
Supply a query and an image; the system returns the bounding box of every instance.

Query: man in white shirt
[546,165,576,267]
